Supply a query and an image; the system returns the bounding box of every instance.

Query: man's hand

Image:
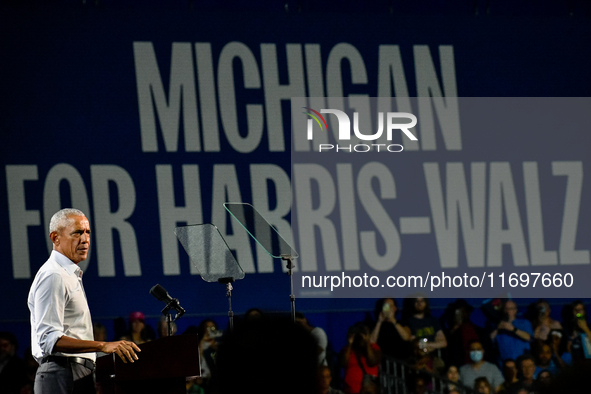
[498,321,514,332]
[101,341,141,363]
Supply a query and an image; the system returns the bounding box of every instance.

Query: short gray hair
[49,208,86,234]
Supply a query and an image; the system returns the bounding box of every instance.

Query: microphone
[150,284,185,318]
[150,284,172,303]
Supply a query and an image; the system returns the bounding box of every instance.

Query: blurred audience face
[504,300,518,320]
[446,365,460,382]
[131,319,145,334]
[503,360,517,382]
[537,370,552,386]
[204,320,218,341]
[317,366,332,394]
[538,344,552,366]
[414,298,427,314]
[0,337,15,359]
[413,377,426,394]
[454,306,470,325]
[384,299,396,315]
[573,302,586,318]
[520,359,536,380]
[476,381,491,394]
[244,308,263,322]
[469,341,484,363]
[360,382,378,394]
[93,324,108,342]
[537,301,551,318]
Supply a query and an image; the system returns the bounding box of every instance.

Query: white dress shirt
[28,250,95,363]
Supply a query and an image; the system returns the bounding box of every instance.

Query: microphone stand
[218,277,235,332]
[166,312,173,337]
[160,298,184,336]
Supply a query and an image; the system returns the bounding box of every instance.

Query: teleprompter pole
[282,255,296,323]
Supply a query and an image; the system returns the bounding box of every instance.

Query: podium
[96,335,200,394]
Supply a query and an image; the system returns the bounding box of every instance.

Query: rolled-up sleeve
[32,272,66,357]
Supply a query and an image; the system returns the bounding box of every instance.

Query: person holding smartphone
[490,300,533,364]
[370,299,411,360]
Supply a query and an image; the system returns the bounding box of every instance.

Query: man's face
[504,301,518,320]
[0,338,14,358]
[539,344,552,365]
[51,215,90,264]
[520,359,536,379]
[319,368,331,391]
[573,303,586,317]
[470,342,484,352]
[504,361,517,379]
[414,298,426,313]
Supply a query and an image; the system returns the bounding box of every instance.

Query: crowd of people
[338,297,591,394]
[3,297,591,394]
[18,208,591,394]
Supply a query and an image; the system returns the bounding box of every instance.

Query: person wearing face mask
[459,340,504,391]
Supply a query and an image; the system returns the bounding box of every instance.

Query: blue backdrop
[1,2,590,355]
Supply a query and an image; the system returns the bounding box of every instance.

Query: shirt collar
[51,250,82,277]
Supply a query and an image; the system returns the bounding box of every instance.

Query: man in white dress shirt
[28,208,141,394]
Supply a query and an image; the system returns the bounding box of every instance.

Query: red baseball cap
[129,311,145,322]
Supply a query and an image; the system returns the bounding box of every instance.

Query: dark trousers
[34,359,95,394]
